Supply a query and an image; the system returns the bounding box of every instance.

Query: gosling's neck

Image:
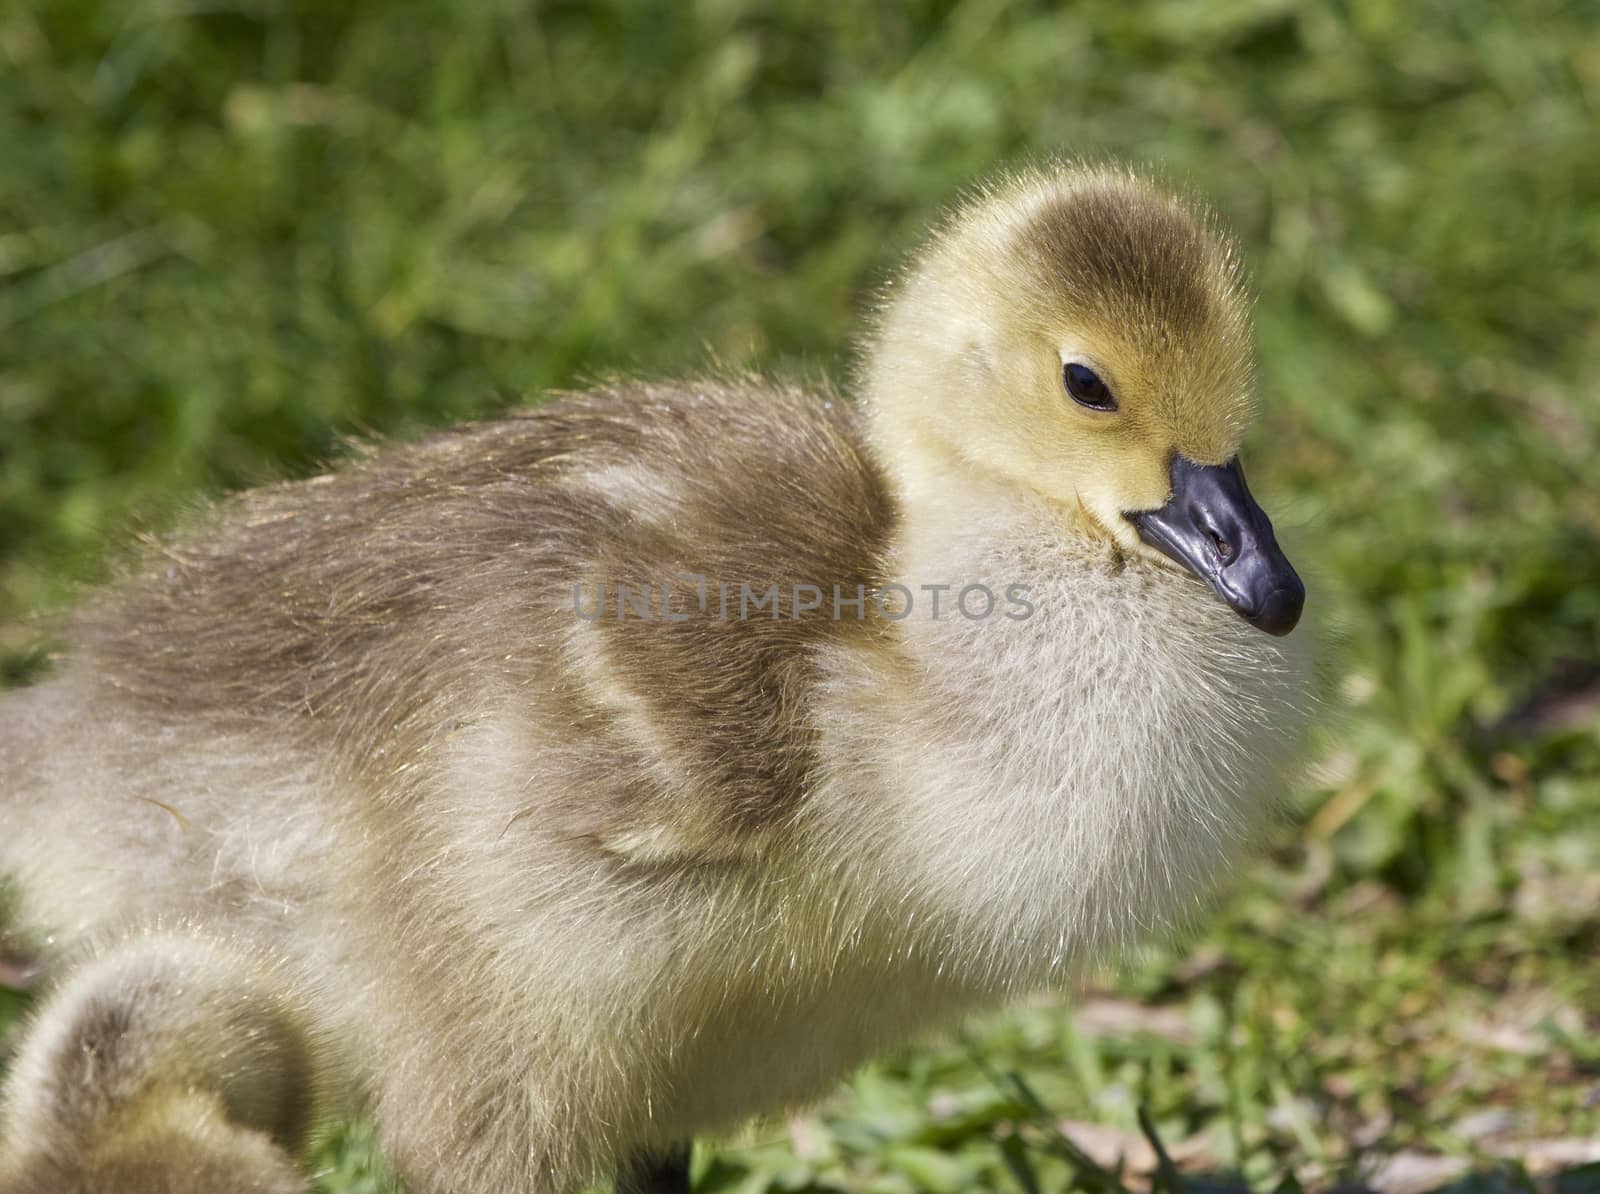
[802,392,1308,993]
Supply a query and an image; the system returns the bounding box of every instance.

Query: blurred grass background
[1,0,1598,1190]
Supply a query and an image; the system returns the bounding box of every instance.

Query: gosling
[0,161,1309,1194]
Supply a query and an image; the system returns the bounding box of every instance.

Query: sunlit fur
[0,162,1309,1193]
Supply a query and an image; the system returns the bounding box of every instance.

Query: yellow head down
[867,162,1303,635]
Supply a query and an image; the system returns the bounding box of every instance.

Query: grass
[2,0,1598,1190]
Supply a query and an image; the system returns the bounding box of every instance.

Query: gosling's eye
[1063,362,1117,411]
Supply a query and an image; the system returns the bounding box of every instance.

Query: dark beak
[1126,455,1305,636]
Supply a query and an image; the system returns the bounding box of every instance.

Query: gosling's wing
[71,380,897,860]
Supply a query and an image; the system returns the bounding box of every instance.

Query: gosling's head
[866,161,1304,636]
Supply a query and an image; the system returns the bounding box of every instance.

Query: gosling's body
[0,165,1309,1193]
